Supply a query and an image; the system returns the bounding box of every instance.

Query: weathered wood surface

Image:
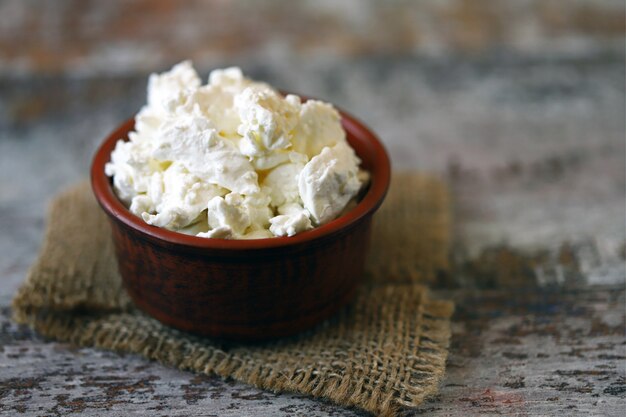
[0,0,624,76]
[1,287,624,416]
[1,1,625,415]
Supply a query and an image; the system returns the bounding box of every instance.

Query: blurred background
[1,0,624,290]
[1,2,625,415]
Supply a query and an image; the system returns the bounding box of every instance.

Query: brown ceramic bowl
[91,104,390,341]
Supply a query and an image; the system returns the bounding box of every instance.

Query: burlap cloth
[13,172,453,417]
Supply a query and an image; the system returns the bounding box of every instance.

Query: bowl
[91,104,390,341]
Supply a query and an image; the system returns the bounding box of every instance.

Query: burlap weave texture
[13,172,453,416]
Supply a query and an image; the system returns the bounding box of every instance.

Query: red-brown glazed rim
[91,103,391,250]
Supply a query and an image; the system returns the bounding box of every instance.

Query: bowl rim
[91,102,391,250]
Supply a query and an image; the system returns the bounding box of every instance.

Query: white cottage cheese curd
[105,61,366,239]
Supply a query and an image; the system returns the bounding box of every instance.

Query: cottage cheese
[105,61,365,239]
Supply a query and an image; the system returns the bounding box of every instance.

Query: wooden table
[1,1,624,415]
